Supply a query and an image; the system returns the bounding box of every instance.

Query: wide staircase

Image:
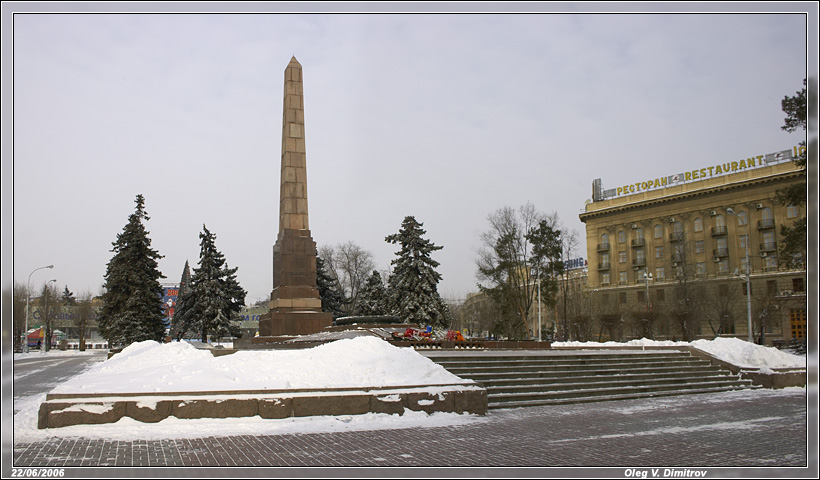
[424,349,759,409]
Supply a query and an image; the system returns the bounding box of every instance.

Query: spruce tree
[186,225,246,342]
[171,260,192,339]
[98,194,166,347]
[385,216,450,328]
[777,78,808,268]
[356,270,388,316]
[316,256,347,318]
[61,286,76,306]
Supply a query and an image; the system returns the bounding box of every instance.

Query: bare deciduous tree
[318,241,375,315]
[72,291,97,351]
[476,203,561,339]
[13,282,28,351]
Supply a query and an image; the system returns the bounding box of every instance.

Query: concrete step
[428,350,756,408]
[484,375,751,395]
[422,350,691,363]
[430,354,698,369]
[461,365,724,382]
[443,359,713,375]
[488,384,761,409]
[487,378,756,405]
[474,369,733,387]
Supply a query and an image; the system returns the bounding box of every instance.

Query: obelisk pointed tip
[289,56,301,66]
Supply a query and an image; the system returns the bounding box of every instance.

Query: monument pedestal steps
[421,348,762,409]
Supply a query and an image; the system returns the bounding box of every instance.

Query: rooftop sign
[593,145,804,201]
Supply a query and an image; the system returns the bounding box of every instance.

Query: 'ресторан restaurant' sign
[593,145,805,201]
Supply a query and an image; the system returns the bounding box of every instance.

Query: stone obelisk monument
[258,57,333,337]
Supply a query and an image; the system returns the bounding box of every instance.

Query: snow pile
[552,337,806,369]
[690,337,806,369]
[51,336,470,394]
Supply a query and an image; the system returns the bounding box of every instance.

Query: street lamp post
[25,265,53,353]
[536,268,542,342]
[726,208,753,343]
[644,271,653,312]
[41,279,57,352]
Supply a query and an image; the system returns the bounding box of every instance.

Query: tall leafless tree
[318,241,376,315]
[476,203,561,339]
[13,282,28,351]
[72,291,97,351]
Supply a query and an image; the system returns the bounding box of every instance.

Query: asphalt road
[12,351,108,410]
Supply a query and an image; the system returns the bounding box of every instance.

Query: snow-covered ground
[12,336,809,444]
[552,337,808,369]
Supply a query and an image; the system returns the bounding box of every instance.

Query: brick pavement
[11,389,812,475]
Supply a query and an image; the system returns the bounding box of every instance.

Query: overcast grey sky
[7,3,816,304]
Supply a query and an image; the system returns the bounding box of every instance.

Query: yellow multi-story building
[579,147,807,345]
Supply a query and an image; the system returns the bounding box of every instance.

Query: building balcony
[712,248,729,258]
[597,243,610,251]
[598,262,611,270]
[759,242,778,252]
[711,226,728,236]
[669,232,685,242]
[757,219,776,230]
[631,238,646,247]
[632,258,646,267]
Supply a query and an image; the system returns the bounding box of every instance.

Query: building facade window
[767,280,777,295]
[696,263,706,277]
[655,246,664,259]
[693,218,703,233]
[695,240,705,254]
[601,272,610,285]
[761,207,773,221]
[618,230,626,243]
[654,224,663,239]
[787,204,799,218]
[739,234,748,250]
[760,231,776,254]
[619,251,627,264]
[737,210,748,226]
[655,267,665,280]
[601,233,609,247]
[619,271,627,285]
[764,255,777,272]
[715,237,728,256]
[717,258,729,273]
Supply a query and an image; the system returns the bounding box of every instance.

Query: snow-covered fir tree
[316,256,347,318]
[186,225,246,342]
[385,216,451,328]
[170,260,192,338]
[356,270,388,316]
[98,194,166,347]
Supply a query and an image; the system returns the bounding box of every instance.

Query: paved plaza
[11,387,814,477]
